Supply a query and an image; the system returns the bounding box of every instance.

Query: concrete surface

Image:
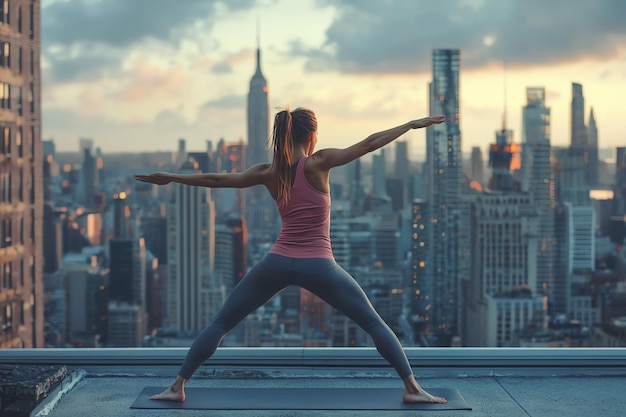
[44,372,626,417]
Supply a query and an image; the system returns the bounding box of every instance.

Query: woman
[135,108,447,404]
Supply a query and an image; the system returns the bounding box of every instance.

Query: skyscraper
[0,0,43,348]
[409,199,431,344]
[394,141,410,178]
[167,161,216,333]
[81,147,97,209]
[245,41,273,233]
[566,83,591,198]
[521,87,555,311]
[570,83,587,150]
[470,146,484,186]
[587,108,598,186]
[426,49,465,345]
[465,132,544,347]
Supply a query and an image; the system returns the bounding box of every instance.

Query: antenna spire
[502,59,507,131]
[256,14,260,49]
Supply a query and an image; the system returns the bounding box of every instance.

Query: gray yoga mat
[132,387,471,410]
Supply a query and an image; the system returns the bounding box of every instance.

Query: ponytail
[271,108,293,202]
[270,107,318,202]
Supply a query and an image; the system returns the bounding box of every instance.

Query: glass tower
[426,49,464,345]
[521,87,555,311]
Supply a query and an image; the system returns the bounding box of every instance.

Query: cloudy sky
[41,0,626,160]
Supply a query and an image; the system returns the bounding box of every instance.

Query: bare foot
[150,386,185,402]
[403,389,447,404]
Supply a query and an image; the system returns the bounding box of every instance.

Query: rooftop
[3,347,626,417]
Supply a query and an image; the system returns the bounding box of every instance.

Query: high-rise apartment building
[0,0,43,348]
[521,87,555,310]
[426,49,464,344]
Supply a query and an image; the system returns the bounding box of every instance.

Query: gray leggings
[178,254,412,379]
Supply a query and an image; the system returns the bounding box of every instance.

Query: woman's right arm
[312,116,444,170]
[135,163,271,188]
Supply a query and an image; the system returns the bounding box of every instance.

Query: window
[0,174,7,203]
[17,46,21,73]
[28,82,33,113]
[0,82,10,109]
[16,6,20,32]
[0,42,9,68]
[18,167,22,200]
[2,304,12,332]
[2,126,10,153]
[29,2,33,39]
[16,126,21,157]
[30,166,34,203]
[1,218,12,248]
[17,85,21,115]
[29,49,33,75]
[30,125,34,161]
[0,0,9,25]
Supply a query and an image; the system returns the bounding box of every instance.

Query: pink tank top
[269,155,334,259]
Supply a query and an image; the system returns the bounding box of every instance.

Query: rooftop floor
[4,348,625,417]
[45,370,626,417]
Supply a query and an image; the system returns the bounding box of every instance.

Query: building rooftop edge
[2,347,625,368]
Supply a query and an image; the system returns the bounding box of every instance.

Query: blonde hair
[270,107,317,201]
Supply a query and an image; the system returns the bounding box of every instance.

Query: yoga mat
[132,387,471,411]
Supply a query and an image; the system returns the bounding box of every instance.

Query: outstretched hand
[408,115,445,129]
[134,173,173,185]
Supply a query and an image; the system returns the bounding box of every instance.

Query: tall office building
[488,128,516,191]
[112,192,133,239]
[426,49,464,344]
[245,41,273,233]
[222,143,246,216]
[521,87,555,309]
[394,141,410,178]
[62,253,108,347]
[108,238,147,312]
[553,202,596,317]
[465,132,544,347]
[587,108,598,187]
[409,199,431,345]
[167,161,216,333]
[567,83,591,197]
[0,0,43,348]
[470,146,484,186]
[615,147,626,218]
[372,150,388,200]
[570,83,587,150]
[214,216,247,289]
[81,147,97,209]
[175,138,187,168]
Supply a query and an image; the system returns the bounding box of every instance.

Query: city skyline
[40,0,626,157]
